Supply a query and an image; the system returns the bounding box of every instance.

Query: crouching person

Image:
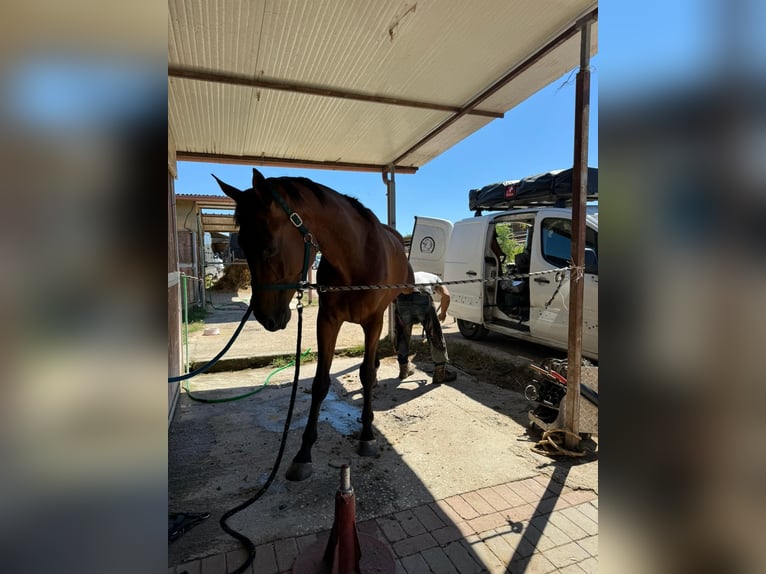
[394,271,457,384]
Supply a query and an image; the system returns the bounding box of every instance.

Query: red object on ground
[292,465,395,574]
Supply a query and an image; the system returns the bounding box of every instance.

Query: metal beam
[392,8,597,166]
[169,65,504,119]
[383,165,397,341]
[177,151,418,175]
[563,16,592,450]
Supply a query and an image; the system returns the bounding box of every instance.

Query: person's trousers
[394,293,449,365]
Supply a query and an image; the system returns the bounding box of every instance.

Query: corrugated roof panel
[169,0,597,169]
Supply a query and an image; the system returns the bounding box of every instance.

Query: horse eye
[262,246,278,259]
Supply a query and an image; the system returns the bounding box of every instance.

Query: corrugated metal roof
[168,0,597,172]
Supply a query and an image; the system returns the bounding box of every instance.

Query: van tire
[457,319,489,340]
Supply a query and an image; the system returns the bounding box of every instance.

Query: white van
[409,172,598,360]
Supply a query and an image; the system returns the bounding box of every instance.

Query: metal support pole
[383,165,397,341]
[564,17,591,450]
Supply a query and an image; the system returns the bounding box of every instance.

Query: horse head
[213,168,306,331]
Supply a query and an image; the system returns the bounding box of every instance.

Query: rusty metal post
[384,165,397,341]
[564,17,591,450]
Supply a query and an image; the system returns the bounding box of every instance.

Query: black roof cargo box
[469,167,598,212]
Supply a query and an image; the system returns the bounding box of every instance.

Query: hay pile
[210,265,251,291]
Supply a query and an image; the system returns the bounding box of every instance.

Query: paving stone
[272,538,298,573]
[225,548,254,573]
[477,486,513,511]
[562,489,598,506]
[431,524,463,546]
[358,520,386,542]
[467,511,509,534]
[444,494,480,520]
[561,506,599,536]
[421,547,459,574]
[508,552,557,574]
[430,499,464,525]
[462,490,496,515]
[443,540,484,574]
[578,556,599,573]
[558,564,587,573]
[577,534,598,557]
[253,543,278,574]
[492,483,528,508]
[577,501,599,523]
[378,515,408,542]
[295,532,319,552]
[519,477,556,499]
[412,503,447,530]
[544,541,591,570]
[175,560,201,574]
[455,520,475,536]
[461,538,506,574]
[400,553,431,574]
[549,511,589,541]
[199,553,226,574]
[506,480,541,504]
[525,518,572,549]
[392,532,438,557]
[504,503,536,525]
[481,529,515,564]
[504,530,537,560]
[394,509,428,536]
[521,523,558,553]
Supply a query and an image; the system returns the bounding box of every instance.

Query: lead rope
[220,240,313,574]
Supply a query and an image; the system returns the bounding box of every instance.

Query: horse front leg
[357,316,384,457]
[285,313,340,482]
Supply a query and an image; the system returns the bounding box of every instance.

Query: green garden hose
[183,348,313,404]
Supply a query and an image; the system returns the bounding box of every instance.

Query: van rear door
[408,216,453,277]
[443,217,489,324]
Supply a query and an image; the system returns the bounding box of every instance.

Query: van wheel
[457,319,489,340]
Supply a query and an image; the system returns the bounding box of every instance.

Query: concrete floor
[170,292,597,570]
[169,355,597,567]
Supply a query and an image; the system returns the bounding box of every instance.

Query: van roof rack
[469,167,598,214]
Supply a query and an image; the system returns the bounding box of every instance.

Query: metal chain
[544,269,569,309]
[304,265,579,293]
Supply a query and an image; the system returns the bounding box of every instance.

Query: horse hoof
[357,440,378,457]
[285,462,313,482]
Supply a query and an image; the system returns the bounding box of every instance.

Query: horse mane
[233,176,380,226]
[275,177,379,224]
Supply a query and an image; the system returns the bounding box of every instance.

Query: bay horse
[214,168,413,481]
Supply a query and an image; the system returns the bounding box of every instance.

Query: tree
[495,223,522,259]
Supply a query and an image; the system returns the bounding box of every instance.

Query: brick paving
[169,477,597,574]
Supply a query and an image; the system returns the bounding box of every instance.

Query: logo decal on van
[419,236,435,253]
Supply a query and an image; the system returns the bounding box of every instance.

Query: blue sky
[176,55,598,235]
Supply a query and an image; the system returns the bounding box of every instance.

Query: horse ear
[252,168,267,192]
[212,174,243,201]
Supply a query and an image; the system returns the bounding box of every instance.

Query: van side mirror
[584,248,598,275]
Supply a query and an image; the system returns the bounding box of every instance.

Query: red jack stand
[292,465,396,574]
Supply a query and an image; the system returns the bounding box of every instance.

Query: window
[540,218,597,269]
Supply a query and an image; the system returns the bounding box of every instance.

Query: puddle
[253,386,361,436]
[318,387,361,435]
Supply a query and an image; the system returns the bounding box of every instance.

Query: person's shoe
[433,363,457,384]
[398,362,415,380]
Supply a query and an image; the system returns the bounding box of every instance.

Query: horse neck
[298,193,372,277]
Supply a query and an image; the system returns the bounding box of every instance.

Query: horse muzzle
[257,308,291,332]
